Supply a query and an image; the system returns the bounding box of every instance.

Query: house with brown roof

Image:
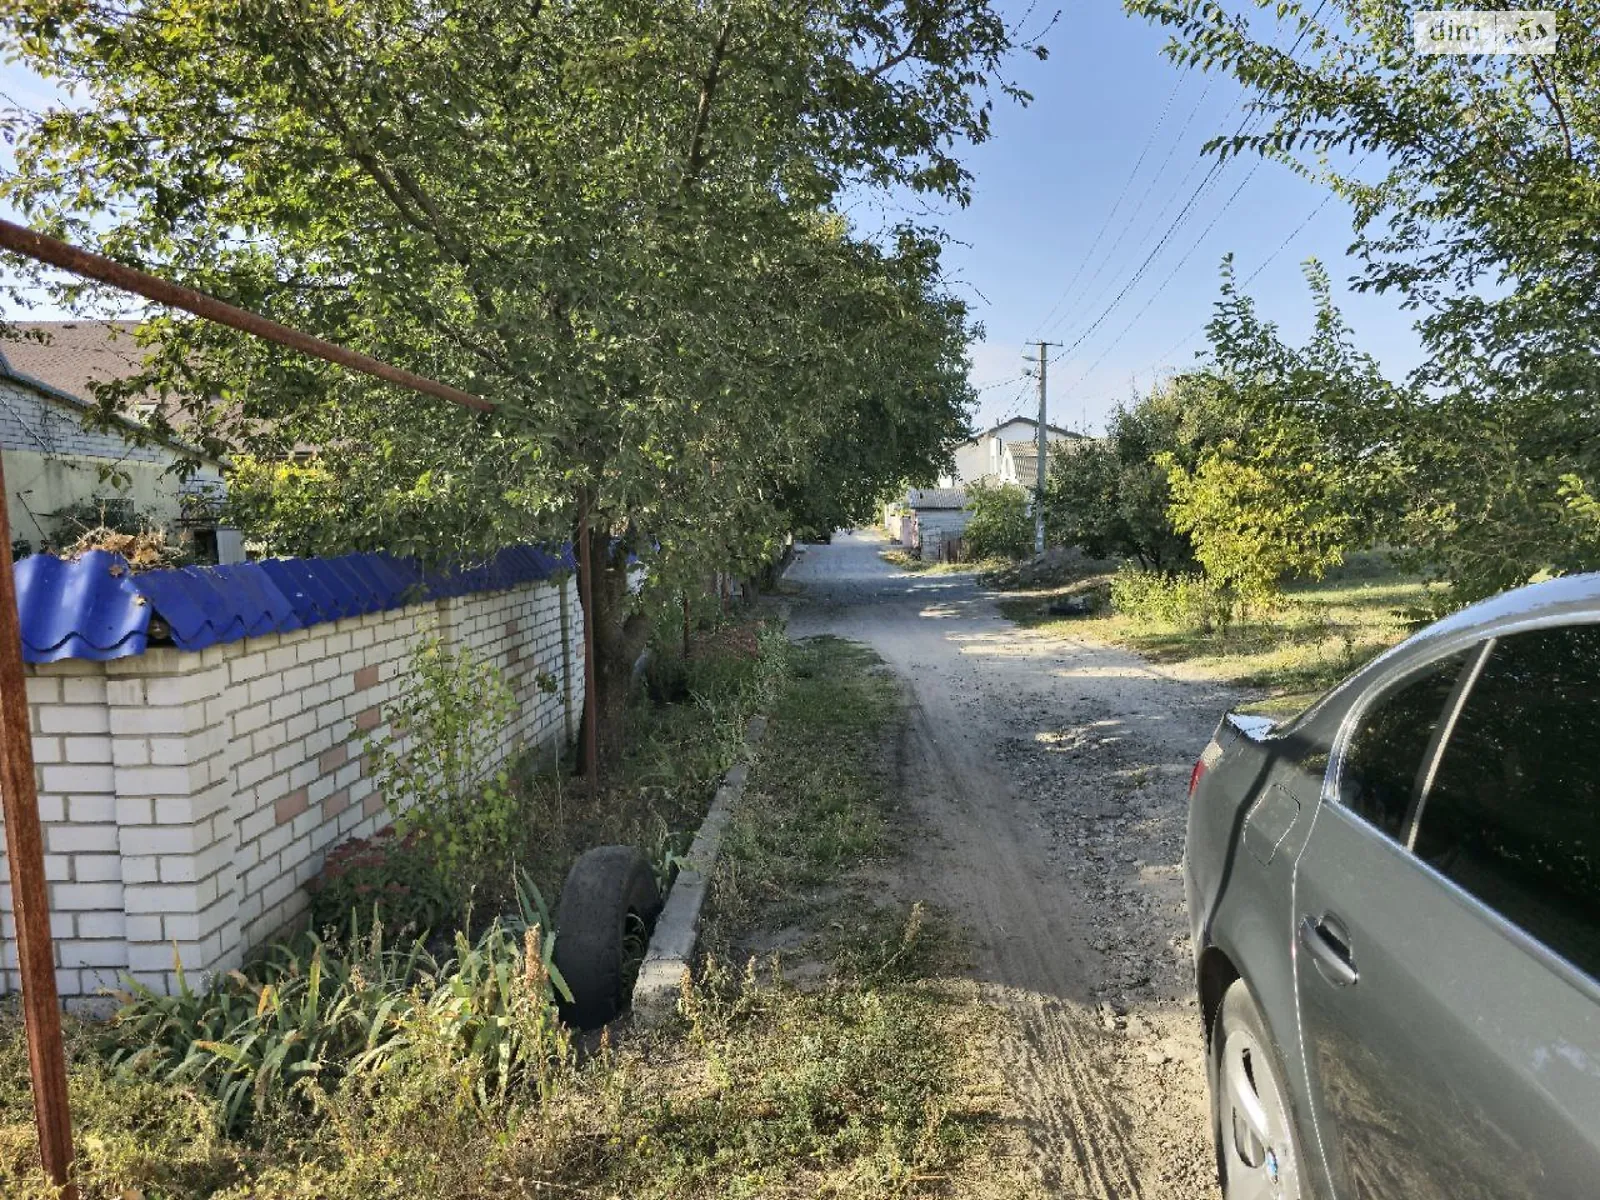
[0,320,243,562]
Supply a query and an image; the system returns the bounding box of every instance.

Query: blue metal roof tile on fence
[16,543,573,664]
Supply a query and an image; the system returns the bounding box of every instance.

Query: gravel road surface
[787,529,1244,1199]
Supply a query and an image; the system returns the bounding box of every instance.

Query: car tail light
[1188,741,1222,798]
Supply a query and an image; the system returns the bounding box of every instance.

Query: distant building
[899,486,971,561]
[0,321,243,562]
[941,416,1086,489]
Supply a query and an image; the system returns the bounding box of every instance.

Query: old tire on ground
[552,845,662,1029]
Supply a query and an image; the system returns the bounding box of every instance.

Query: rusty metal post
[0,219,491,415]
[0,453,76,1197]
[576,498,599,803]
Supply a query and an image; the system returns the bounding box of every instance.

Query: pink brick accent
[275,789,309,826]
[353,665,380,691]
[322,789,350,820]
[319,744,348,775]
[353,705,382,732]
[362,792,386,818]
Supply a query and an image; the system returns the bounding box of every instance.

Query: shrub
[365,634,521,910]
[1109,565,1235,632]
[106,877,568,1136]
[309,828,458,939]
[1161,446,1350,607]
[963,481,1033,560]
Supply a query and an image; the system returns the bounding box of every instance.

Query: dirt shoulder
[788,530,1242,1199]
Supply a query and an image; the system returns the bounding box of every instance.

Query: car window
[1338,652,1467,840]
[1415,625,1600,979]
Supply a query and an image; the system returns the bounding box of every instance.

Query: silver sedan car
[1185,574,1600,1200]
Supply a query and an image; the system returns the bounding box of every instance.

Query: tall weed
[1110,564,1236,632]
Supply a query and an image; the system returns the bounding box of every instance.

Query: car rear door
[1291,625,1600,1200]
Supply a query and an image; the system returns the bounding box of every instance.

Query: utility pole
[1028,342,1058,555]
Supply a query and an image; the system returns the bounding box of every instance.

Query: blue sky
[0,0,1424,437]
[851,0,1423,435]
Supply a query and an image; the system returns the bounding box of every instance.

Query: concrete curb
[631,713,768,1024]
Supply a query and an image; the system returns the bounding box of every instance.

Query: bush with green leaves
[1161,444,1351,609]
[1044,373,1235,568]
[962,481,1034,560]
[308,828,458,941]
[365,634,521,911]
[1109,565,1236,633]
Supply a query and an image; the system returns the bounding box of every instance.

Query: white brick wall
[0,574,583,1000]
[0,377,175,465]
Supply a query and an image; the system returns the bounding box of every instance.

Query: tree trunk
[575,519,651,775]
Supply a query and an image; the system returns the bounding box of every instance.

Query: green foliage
[104,924,431,1134]
[1161,444,1349,606]
[1109,565,1235,633]
[366,634,520,905]
[353,921,571,1115]
[0,0,1030,610]
[962,480,1034,560]
[308,830,458,941]
[105,887,568,1137]
[1045,372,1235,567]
[1127,0,1600,603]
[1104,261,1408,605]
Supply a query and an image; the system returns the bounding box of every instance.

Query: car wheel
[1215,978,1307,1200]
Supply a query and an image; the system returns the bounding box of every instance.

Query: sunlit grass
[1000,554,1440,714]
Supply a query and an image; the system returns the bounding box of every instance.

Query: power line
[1142,174,1350,376]
[1039,0,1331,372]
[1031,68,1191,337]
[1059,163,1262,390]
[1037,73,1220,342]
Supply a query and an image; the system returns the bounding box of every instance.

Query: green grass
[0,632,1011,1200]
[1000,554,1440,716]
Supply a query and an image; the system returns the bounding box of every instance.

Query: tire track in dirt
[788,530,1233,1198]
[900,701,1143,1199]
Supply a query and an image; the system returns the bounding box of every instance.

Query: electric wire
[1031,68,1192,337]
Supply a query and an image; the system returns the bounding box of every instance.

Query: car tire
[552,846,662,1030]
[1213,978,1311,1200]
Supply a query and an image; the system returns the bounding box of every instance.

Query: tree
[1164,258,1410,601]
[1126,0,1600,601]
[963,480,1033,559]
[1044,370,1234,567]
[2,0,1038,750]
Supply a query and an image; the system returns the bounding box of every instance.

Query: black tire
[552,846,662,1029]
[1212,978,1312,1200]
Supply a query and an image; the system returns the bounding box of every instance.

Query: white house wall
[0,377,227,551]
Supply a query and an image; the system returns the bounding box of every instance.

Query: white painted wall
[0,575,583,1002]
[0,377,241,562]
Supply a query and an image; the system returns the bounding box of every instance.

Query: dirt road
[787,530,1244,1199]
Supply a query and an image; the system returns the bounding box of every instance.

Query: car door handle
[1299,914,1359,987]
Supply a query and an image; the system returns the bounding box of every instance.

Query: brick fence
[2,575,583,1002]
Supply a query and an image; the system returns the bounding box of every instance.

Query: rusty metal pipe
[0,452,76,1198]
